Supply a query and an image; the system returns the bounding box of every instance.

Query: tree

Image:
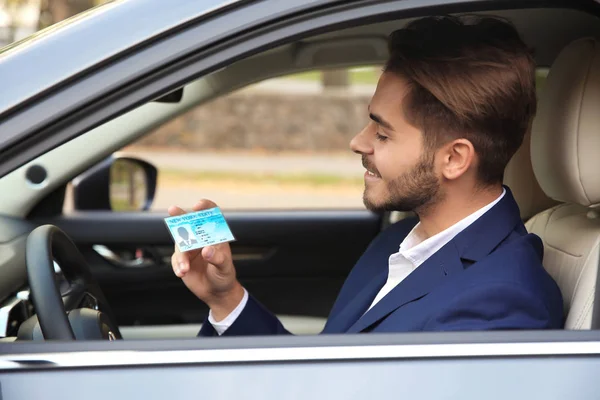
[38,0,98,29]
[2,0,36,44]
[1,0,105,46]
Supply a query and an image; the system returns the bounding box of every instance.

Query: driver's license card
[164,207,235,252]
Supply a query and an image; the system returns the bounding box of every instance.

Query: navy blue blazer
[199,187,564,336]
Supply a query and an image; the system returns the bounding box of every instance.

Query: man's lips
[364,170,381,181]
[362,156,381,178]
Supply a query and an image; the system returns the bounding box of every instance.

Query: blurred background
[1,0,380,211]
[1,0,107,42]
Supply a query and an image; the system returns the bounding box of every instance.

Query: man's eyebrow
[369,112,394,131]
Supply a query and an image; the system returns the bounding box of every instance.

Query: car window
[62,67,550,214]
[65,66,383,212]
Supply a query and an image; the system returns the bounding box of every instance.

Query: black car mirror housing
[72,156,158,211]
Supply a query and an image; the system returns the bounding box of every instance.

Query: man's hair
[385,15,536,184]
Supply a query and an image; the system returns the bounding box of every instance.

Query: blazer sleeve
[423,282,562,331]
[198,294,291,336]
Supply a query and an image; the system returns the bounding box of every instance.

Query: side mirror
[73,157,158,211]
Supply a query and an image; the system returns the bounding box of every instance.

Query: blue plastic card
[164,207,236,252]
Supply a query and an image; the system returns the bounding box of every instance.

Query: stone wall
[135,89,372,152]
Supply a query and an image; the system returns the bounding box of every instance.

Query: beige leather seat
[504,128,558,221]
[524,38,600,330]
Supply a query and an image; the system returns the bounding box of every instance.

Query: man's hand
[169,199,244,321]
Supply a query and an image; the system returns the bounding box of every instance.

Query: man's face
[350,72,442,213]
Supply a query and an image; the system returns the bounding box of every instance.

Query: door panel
[38,210,383,326]
[3,332,600,400]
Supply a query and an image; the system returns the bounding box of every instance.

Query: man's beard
[362,153,442,213]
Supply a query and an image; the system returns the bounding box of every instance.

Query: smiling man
[169,15,564,335]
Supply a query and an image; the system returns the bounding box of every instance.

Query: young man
[169,16,564,335]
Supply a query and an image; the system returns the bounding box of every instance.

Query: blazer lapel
[322,269,387,334]
[347,243,464,333]
[322,217,420,334]
[346,186,523,333]
[454,186,522,263]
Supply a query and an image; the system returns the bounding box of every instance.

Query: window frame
[0,0,599,366]
[120,65,383,212]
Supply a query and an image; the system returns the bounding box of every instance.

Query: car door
[16,4,395,335]
[42,129,383,333]
[2,330,600,400]
[0,0,440,341]
[3,2,600,399]
[61,74,383,334]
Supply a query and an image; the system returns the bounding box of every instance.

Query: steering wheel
[25,225,121,340]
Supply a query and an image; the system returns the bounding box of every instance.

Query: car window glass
[63,67,549,213]
[65,66,382,212]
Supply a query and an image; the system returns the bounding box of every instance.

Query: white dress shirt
[208,288,249,335]
[210,188,506,334]
[365,188,505,313]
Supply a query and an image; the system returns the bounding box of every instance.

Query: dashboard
[0,261,63,340]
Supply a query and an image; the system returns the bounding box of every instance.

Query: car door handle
[92,245,156,268]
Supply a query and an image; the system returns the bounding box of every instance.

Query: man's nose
[350,126,373,155]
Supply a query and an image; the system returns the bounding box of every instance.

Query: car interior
[1,6,600,341]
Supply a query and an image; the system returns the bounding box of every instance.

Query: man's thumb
[202,246,226,266]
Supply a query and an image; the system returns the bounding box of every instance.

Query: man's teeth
[367,170,377,176]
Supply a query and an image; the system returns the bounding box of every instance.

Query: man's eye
[375,132,388,142]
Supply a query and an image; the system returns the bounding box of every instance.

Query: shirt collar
[399,188,506,267]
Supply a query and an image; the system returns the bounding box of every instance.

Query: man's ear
[439,139,476,181]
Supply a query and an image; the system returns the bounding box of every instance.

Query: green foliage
[288,67,381,85]
[160,169,363,187]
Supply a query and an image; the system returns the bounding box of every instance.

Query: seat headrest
[531,38,600,207]
[504,128,558,220]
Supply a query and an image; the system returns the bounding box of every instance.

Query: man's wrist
[208,282,245,322]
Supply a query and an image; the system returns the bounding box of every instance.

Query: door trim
[2,338,600,371]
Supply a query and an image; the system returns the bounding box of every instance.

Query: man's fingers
[172,247,195,275]
[192,199,219,212]
[168,205,187,216]
[201,245,227,267]
[171,199,219,215]
[171,253,186,277]
[169,200,222,278]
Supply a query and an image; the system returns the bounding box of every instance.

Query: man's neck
[416,184,503,240]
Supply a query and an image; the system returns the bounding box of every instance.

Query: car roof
[1,0,599,123]
[0,0,245,117]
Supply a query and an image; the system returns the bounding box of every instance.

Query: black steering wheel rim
[25,224,120,340]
